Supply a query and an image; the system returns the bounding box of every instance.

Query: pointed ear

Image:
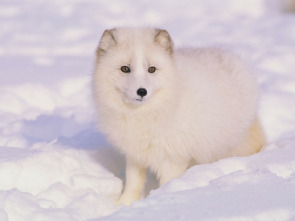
[154,29,173,54]
[96,29,116,56]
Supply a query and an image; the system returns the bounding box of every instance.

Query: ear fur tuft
[154,29,173,54]
[96,29,116,57]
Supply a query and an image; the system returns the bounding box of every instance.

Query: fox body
[93,27,265,205]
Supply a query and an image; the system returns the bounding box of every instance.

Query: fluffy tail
[232,117,266,157]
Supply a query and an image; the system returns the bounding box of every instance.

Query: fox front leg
[117,158,147,206]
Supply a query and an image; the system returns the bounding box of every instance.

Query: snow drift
[0,0,295,220]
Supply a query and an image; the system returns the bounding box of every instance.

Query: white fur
[93,27,265,205]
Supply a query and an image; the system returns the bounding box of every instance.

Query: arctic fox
[93,27,265,205]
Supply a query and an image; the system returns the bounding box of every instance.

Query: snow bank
[0,146,122,220]
[103,141,295,220]
[0,0,295,220]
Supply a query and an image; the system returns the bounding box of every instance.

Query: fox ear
[96,29,116,56]
[154,29,173,54]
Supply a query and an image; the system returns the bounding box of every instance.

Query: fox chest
[106,114,170,159]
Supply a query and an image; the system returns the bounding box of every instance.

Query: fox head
[93,27,177,111]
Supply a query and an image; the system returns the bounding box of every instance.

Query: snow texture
[1,0,295,220]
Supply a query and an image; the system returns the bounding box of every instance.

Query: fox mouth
[123,96,145,104]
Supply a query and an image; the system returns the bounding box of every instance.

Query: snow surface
[1,0,295,220]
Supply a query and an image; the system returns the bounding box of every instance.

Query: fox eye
[148,66,156,73]
[121,66,131,73]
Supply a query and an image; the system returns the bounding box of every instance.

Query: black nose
[137,88,147,97]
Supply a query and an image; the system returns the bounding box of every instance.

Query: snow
[1,0,295,220]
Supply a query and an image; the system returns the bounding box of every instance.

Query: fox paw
[116,194,139,206]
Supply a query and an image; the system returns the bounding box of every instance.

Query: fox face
[94,28,176,108]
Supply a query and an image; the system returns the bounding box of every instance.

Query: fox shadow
[21,114,158,196]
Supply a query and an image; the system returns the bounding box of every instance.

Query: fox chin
[93,27,266,206]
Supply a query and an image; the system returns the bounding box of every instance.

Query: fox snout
[134,88,148,102]
[137,88,147,97]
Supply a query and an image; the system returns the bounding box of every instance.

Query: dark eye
[148,66,156,73]
[121,66,131,73]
